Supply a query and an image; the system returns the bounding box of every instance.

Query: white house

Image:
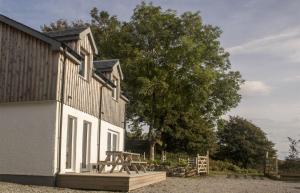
[0,14,128,186]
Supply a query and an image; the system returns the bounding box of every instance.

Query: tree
[217,116,276,168]
[41,19,89,32]
[42,2,243,160]
[121,3,242,160]
[287,137,300,160]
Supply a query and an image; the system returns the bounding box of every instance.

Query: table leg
[119,165,124,172]
[110,164,117,173]
[132,164,139,174]
[98,164,105,173]
[140,164,147,173]
[124,165,131,174]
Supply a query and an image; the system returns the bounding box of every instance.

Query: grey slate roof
[45,27,88,41]
[93,59,119,72]
[44,26,98,54]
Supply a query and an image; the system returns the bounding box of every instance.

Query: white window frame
[107,130,119,152]
[112,77,118,100]
[79,50,88,79]
[65,116,77,172]
[81,121,92,171]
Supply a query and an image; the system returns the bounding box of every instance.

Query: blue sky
[1,0,300,159]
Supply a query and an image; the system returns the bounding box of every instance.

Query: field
[0,175,299,193]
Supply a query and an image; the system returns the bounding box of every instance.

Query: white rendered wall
[0,102,58,176]
[60,104,124,173]
[99,120,124,161]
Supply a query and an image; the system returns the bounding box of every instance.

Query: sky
[1,0,299,159]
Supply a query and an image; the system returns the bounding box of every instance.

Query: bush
[177,159,188,167]
[228,164,242,173]
[161,160,172,166]
[279,160,300,174]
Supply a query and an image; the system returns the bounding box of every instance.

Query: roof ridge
[44,26,89,34]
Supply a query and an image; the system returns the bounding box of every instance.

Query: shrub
[228,164,242,173]
[279,160,300,173]
[177,159,188,167]
[161,160,172,166]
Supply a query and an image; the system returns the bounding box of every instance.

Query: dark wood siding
[0,20,126,127]
[57,35,126,127]
[0,22,59,103]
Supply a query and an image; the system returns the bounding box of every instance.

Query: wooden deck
[56,171,166,192]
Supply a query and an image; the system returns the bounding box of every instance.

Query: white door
[81,121,91,170]
[66,116,77,172]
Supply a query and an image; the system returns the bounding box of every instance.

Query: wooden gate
[265,152,278,176]
[196,151,209,174]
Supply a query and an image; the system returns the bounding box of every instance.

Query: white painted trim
[59,104,124,173]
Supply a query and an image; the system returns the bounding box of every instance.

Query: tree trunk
[149,140,156,161]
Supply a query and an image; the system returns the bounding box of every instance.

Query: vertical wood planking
[0,22,59,103]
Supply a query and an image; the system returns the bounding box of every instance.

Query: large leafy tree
[120,3,242,159]
[217,116,276,168]
[42,2,243,160]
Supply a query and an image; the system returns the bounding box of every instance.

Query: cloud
[283,75,300,83]
[227,28,300,63]
[240,80,271,96]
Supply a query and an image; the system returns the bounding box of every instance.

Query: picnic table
[98,151,147,174]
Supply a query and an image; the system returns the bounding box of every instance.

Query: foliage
[42,2,243,160]
[216,116,276,169]
[126,122,146,140]
[177,159,188,167]
[41,19,89,32]
[121,3,242,159]
[210,160,261,174]
[279,160,300,174]
[287,137,300,160]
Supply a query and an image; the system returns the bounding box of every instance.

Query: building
[0,14,128,186]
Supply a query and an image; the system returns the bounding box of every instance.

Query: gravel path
[0,175,299,193]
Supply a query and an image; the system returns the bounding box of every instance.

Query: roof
[45,27,98,55]
[0,14,61,50]
[0,14,125,96]
[45,27,87,40]
[94,59,124,80]
[94,59,119,71]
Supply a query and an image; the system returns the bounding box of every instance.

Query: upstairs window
[112,77,118,100]
[79,52,87,78]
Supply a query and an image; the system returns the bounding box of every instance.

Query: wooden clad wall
[101,88,126,127]
[0,22,59,103]
[58,35,125,128]
[101,64,125,127]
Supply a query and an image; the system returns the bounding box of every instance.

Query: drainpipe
[123,104,127,151]
[97,85,104,162]
[55,47,68,186]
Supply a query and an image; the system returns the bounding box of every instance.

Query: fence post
[264,151,269,175]
[143,152,146,160]
[207,151,209,175]
[161,151,166,162]
[196,154,199,174]
[275,157,278,175]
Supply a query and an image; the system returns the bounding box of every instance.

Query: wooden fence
[161,151,209,175]
[264,151,278,176]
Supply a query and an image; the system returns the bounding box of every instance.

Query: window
[112,77,118,100]
[82,121,91,170]
[107,131,119,151]
[66,116,77,171]
[79,52,87,78]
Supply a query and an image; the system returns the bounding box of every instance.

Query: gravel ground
[0,175,299,193]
